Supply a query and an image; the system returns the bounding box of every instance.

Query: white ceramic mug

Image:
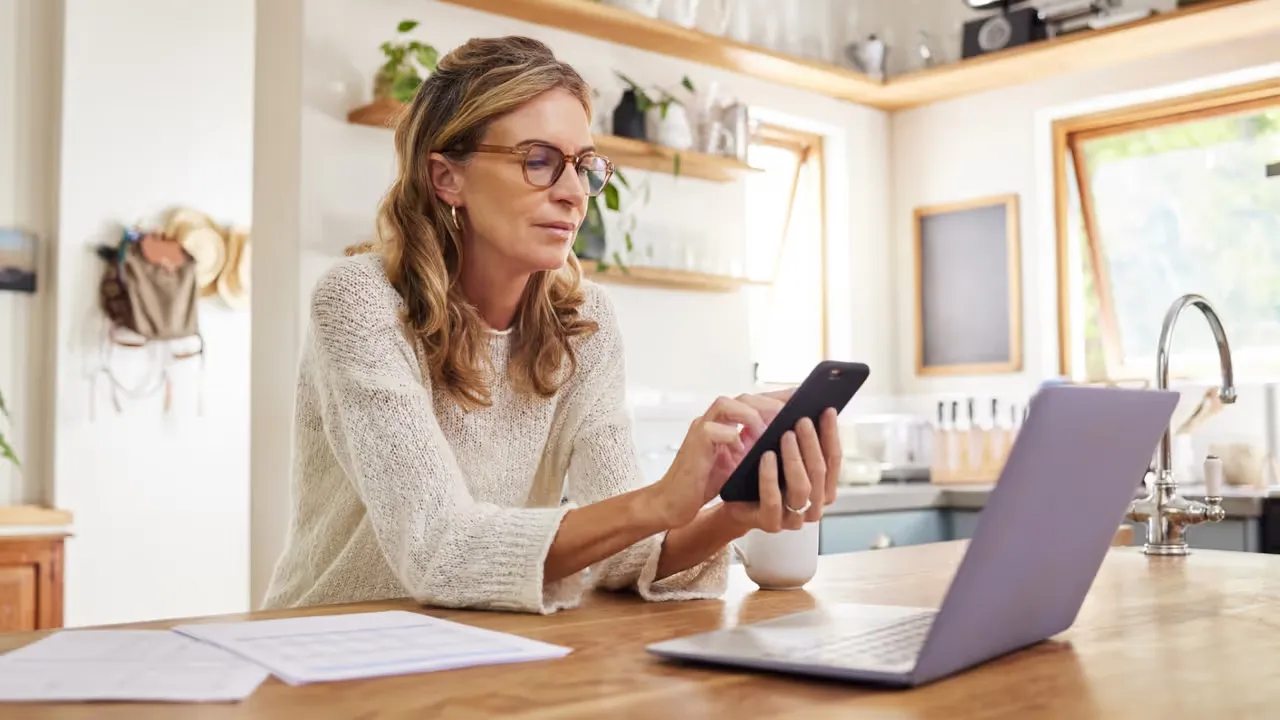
[730,522,820,590]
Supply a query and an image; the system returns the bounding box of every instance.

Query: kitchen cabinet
[966,509,1259,551]
[822,508,1259,554]
[1122,518,1260,553]
[819,510,949,554]
[948,509,981,541]
[0,535,65,632]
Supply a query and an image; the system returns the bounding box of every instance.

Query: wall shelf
[581,264,766,293]
[346,97,404,128]
[346,100,759,183]
[438,0,884,105]
[874,0,1280,109]
[592,134,758,182]
[437,0,1280,111]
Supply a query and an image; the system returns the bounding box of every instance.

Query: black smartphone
[718,361,870,504]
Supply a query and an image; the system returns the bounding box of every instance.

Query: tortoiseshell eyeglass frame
[469,142,615,196]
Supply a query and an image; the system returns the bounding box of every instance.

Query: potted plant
[614,72,696,150]
[374,20,439,104]
[0,387,17,469]
[577,170,634,269]
[579,83,690,271]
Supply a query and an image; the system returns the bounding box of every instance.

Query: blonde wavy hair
[349,36,599,410]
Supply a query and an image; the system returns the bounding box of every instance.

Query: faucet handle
[1204,454,1224,499]
[1140,463,1155,491]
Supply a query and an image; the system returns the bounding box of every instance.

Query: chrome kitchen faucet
[1126,294,1237,556]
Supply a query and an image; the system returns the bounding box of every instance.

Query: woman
[262,36,843,614]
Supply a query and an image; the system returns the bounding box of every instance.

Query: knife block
[931,426,1013,485]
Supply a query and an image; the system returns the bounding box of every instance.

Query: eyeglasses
[471,143,614,197]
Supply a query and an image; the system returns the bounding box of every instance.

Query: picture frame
[913,194,1023,376]
[0,227,38,294]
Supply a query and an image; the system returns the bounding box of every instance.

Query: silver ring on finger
[785,498,812,515]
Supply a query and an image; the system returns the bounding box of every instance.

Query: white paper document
[0,629,270,703]
[173,610,573,685]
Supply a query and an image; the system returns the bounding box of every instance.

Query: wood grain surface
[2,541,1279,718]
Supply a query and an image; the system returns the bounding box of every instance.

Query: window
[1055,80,1280,382]
[743,124,828,385]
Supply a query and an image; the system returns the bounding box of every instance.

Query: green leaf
[596,260,609,272]
[672,153,681,178]
[603,181,621,212]
[585,196,605,231]
[612,251,628,273]
[681,75,695,93]
[615,72,659,107]
[391,74,422,103]
[397,19,419,33]
[613,168,630,189]
[624,232,634,253]
[614,70,641,90]
[0,431,18,468]
[415,44,438,72]
[0,387,7,418]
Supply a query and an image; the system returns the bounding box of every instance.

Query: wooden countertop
[3,541,1279,718]
[0,505,73,539]
[0,505,72,527]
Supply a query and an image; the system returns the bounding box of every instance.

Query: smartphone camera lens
[829,368,842,378]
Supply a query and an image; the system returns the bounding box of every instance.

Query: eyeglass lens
[524,144,610,196]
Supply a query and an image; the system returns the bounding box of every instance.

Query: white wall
[51,0,255,626]
[0,0,60,507]
[889,30,1280,456]
[247,0,894,604]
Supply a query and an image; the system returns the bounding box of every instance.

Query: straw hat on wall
[165,207,225,297]
[217,226,251,310]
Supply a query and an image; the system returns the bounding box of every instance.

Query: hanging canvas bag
[94,227,205,414]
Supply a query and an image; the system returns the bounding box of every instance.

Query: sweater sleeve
[562,286,729,601]
[306,261,577,614]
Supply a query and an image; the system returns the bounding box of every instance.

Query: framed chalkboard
[913,194,1023,376]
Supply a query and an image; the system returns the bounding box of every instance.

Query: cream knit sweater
[262,254,729,614]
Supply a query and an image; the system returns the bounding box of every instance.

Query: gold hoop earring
[450,205,461,230]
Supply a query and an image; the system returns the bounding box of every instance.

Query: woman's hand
[721,407,842,531]
[644,390,842,531]
[706,391,788,491]
[646,394,776,529]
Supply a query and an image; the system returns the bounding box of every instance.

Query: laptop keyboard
[766,610,936,670]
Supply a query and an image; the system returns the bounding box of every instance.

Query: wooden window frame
[1053,77,1280,380]
[748,123,830,384]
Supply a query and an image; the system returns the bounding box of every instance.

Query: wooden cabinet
[0,535,65,632]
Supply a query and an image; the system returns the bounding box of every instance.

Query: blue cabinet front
[819,510,949,555]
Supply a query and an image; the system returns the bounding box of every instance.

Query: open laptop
[646,384,1178,688]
